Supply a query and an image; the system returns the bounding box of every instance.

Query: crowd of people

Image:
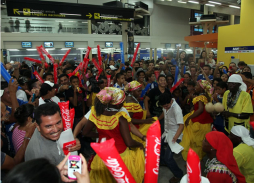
[1,49,254,183]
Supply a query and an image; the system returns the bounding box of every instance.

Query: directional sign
[6,0,134,22]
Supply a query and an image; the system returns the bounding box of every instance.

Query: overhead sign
[225,46,254,53]
[6,0,134,22]
[21,42,32,48]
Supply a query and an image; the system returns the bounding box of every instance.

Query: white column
[122,22,128,62]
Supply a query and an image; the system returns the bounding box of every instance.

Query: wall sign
[21,42,32,48]
[7,0,134,22]
[44,42,54,48]
[225,46,254,53]
[65,42,74,48]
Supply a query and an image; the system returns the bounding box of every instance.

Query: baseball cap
[109,65,117,71]
[159,61,164,65]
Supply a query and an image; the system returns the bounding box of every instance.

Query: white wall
[1,0,190,49]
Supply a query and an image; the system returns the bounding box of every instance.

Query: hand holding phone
[68,155,82,180]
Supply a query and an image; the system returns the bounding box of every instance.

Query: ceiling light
[61,48,69,50]
[188,1,199,4]
[208,1,221,5]
[26,49,37,51]
[178,1,187,3]
[56,21,64,22]
[68,21,75,22]
[82,22,88,23]
[77,48,84,49]
[229,5,240,9]
[60,13,81,16]
[46,48,55,50]
[8,49,19,51]
[205,4,215,6]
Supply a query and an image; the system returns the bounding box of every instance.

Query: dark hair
[34,103,61,125]
[125,67,132,72]
[21,64,29,69]
[94,97,106,116]
[3,158,61,183]
[27,79,38,91]
[70,76,79,83]
[14,104,34,126]
[212,78,222,85]
[58,74,69,80]
[203,65,211,70]
[179,51,186,60]
[158,74,166,81]
[187,81,196,87]
[137,70,145,77]
[242,72,252,79]
[148,61,154,65]
[229,62,236,66]
[200,51,206,59]
[125,62,130,67]
[42,73,53,80]
[21,70,31,78]
[222,66,228,71]
[116,72,124,80]
[18,77,29,86]
[159,92,172,106]
[145,72,155,81]
[40,83,53,96]
[184,73,191,78]
[134,62,140,66]
[187,54,194,60]
[63,67,73,74]
[171,65,176,69]
[166,75,174,80]
[216,81,228,90]
[190,66,197,71]
[238,61,246,67]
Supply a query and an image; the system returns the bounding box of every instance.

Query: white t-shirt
[84,107,130,120]
[163,99,184,140]
[16,90,28,102]
[39,96,60,106]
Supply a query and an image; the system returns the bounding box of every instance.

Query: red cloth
[206,131,246,183]
[192,102,213,124]
[96,123,130,154]
[207,172,234,183]
[132,111,144,129]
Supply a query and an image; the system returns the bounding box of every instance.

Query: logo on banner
[94,13,100,19]
[23,8,31,16]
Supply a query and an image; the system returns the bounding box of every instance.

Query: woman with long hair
[198,50,207,69]
[180,80,214,160]
[82,87,144,183]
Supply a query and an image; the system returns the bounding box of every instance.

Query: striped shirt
[12,126,26,153]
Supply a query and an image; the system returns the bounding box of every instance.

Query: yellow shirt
[233,143,254,183]
[222,90,253,132]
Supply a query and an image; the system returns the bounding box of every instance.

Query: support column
[230,15,235,25]
[122,22,128,62]
[87,20,92,34]
[150,48,153,61]
[154,48,157,61]
[203,5,208,15]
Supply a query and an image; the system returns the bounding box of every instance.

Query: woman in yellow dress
[180,80,214,160]
[82,87,145,183]
[124,81,154,146]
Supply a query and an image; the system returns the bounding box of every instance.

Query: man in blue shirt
[197,65,214,81]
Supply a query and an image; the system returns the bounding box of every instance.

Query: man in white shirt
[38,81,60,105]
[158,92,184,183]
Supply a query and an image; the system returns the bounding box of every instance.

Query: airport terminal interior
[1,0,254,183]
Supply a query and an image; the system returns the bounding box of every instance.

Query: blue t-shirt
[197,74,213,81]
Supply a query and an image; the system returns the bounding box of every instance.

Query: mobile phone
[219,62,224,66]
[68,155,82,180]
[31,94,36,102]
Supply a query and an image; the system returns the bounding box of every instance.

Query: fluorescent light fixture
[188,1,199,4]
[68,21,75,22]
[82,22,88,23]
[46,48,55,50]
[8,49,19,51]
[178,1,187,3]
[205,4,215,6]
[26,49,37,51]
[60,13,81,16]
[208,1,221,5]
[56,21,64,22]
[229,5,240,9]
[77,48,84,49]
[61,48,69,50]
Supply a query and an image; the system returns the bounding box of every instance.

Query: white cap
[0,90,4,97]
[44,81,54,87]
[109,65,117,70]
[10,61,15,64]
[159,61,164,64]
[228,74,247,91]
[231,126,254,148]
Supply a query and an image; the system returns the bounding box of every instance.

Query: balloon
[53,63,58,84]
[183,66,186,74]
[97,45,102,67]
[92,58,101,71]
[91,138,136,183]
[59,49,71,66]
[33,71,44,83]
[130,43,140,67]
[170,78,184,93]
[84,46,91,59]
[69,108,75,130]
[214,102,224,113]
[72,61,84,75]
[0,63,21,90]
[83,58,90,73]
[144,120,161,183]
[120,42,125,70]
[95,68,103,81]
[223,69,227,74]
[58,101,74,131]
[39,45,55,63]
[154,71,160,80]
[107,75,111,87]
[23,57,48,68]
[187,148,201,183]
[36,46,45,60]
[174,66,179,84]
[205,102,215,113]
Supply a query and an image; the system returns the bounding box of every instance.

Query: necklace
[105,108,119,112]
[128,93,139,103]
